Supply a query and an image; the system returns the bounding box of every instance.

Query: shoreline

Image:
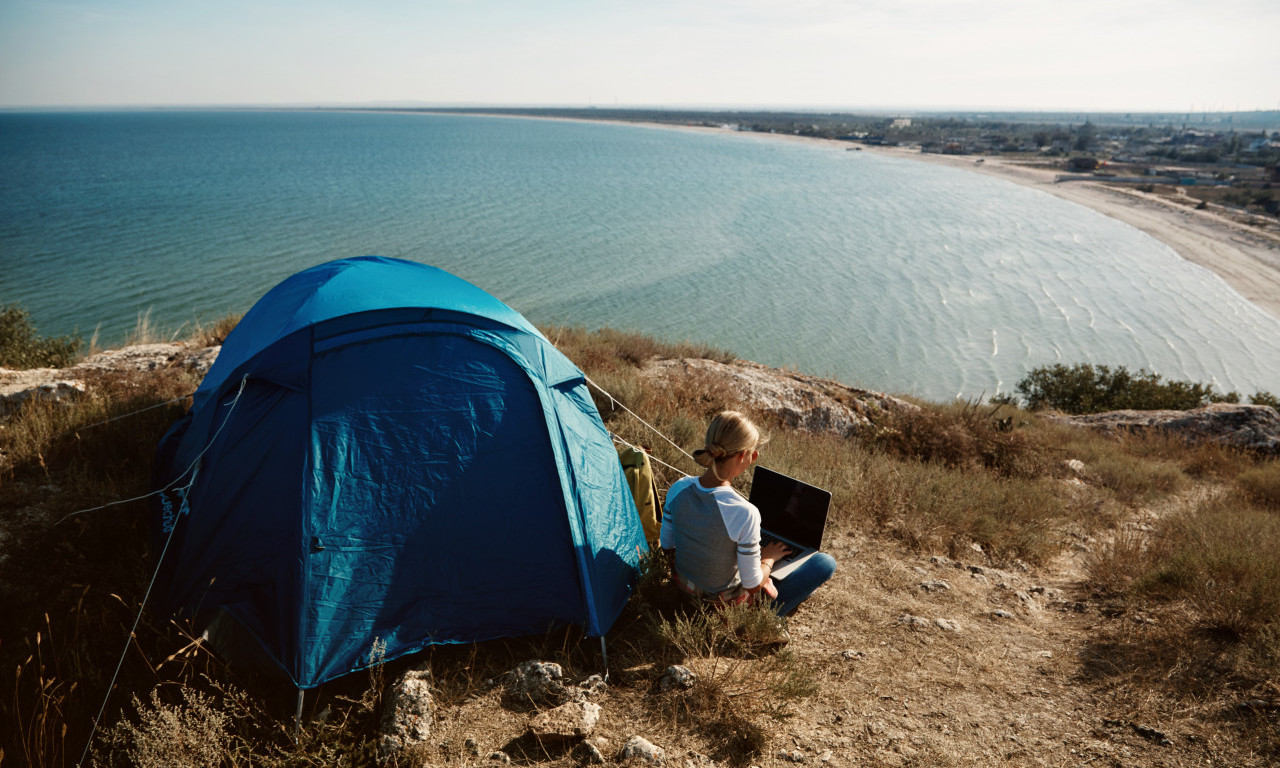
[852,142,1280,323]
[446,111,1280,323]
[384,110,1280,324]
[675,122,1280,324]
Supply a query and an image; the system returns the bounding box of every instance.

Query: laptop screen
[748,466,830,549]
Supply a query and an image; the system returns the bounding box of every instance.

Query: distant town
[404,107,1280,225]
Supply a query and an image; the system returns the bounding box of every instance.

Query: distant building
[891,118,912,129]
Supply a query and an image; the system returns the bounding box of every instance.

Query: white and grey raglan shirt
[660,475,764,593]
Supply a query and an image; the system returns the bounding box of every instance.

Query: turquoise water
[3,110,1279,401]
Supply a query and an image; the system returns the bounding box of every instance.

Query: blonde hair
[693,410,767,481]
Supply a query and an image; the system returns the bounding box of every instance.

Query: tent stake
[600,637,610,682]
[294,689,305,741]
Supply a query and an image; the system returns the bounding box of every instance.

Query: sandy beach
[637,119,1280,323]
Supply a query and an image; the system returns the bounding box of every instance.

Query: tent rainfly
[153,256,647,689]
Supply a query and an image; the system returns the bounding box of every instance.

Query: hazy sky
[2,0,1276,111]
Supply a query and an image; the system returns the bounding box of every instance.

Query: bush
[0,304,82,369]
[1251,390,1280,410]
[1015,363,1219,413]
[108,688,235,768]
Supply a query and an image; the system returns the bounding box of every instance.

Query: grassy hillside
[1,324,1277,767]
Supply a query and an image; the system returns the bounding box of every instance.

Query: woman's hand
[761,540,792,566]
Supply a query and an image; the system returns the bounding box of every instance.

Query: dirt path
[742,487,1241,767]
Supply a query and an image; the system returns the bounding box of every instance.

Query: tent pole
[294,689,305,741]
[600,637,610,682]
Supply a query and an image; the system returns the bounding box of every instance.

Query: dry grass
[1084,491,1280,758]
[2,326,1277,767]
[1235,461,1280,509]
[188,313,243,349]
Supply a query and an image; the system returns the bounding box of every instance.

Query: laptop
[748,466,831,579]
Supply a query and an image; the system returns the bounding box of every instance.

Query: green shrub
[1015,363,1219,413]
[1251,390,1280,410]
[0,304,82,369]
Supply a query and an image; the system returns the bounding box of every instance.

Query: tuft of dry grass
[1136,500,1280,645]
[653,602,817,764]
[1235,461,1280,510]
[863,399,1054,479]
[854,457,1072,565]
[544,324,735,375]
[188,313,242,349]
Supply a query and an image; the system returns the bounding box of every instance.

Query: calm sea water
[3,110,1279,401]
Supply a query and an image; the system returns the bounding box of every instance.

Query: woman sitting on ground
[659,410,837,616]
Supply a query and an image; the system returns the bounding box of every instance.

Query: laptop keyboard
[761,533,802,564]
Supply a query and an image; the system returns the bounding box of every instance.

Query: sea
[3,109,1279,402]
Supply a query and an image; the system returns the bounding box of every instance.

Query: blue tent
[154,256,646,689]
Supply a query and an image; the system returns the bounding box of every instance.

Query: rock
[505,660,572,706]
[487,751,512,764]
[1131,723,1172,746]
[896,614,932,630]
[1,343,221,418]
[183,346,221,375]
[1051,403,1280,455]
[578,673,608,698]
[528,700,601,741]
[992,610,1015,620]
[777,749,806,762]
[621,736,665,764]
[379,667,434,756]
[919,579,952,592]
[929,555,955,567]
[464,737,480,756]
[659,665,696,691]
[838,649,866,660]
[934,618,961,632]
[641,358,917,438]
[575,740,606,764]
[0,379,86,415]
[967,565,985,575]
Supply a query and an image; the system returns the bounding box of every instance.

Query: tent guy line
[586,374,697,467]
[66,392,193,436]
[76,374,250,768]
[610,432,687,478]
[55,376,247,527]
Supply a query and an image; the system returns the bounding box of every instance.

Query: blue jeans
[771,552,837,616]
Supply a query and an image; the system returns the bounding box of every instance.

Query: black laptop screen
[748,466,830,549]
